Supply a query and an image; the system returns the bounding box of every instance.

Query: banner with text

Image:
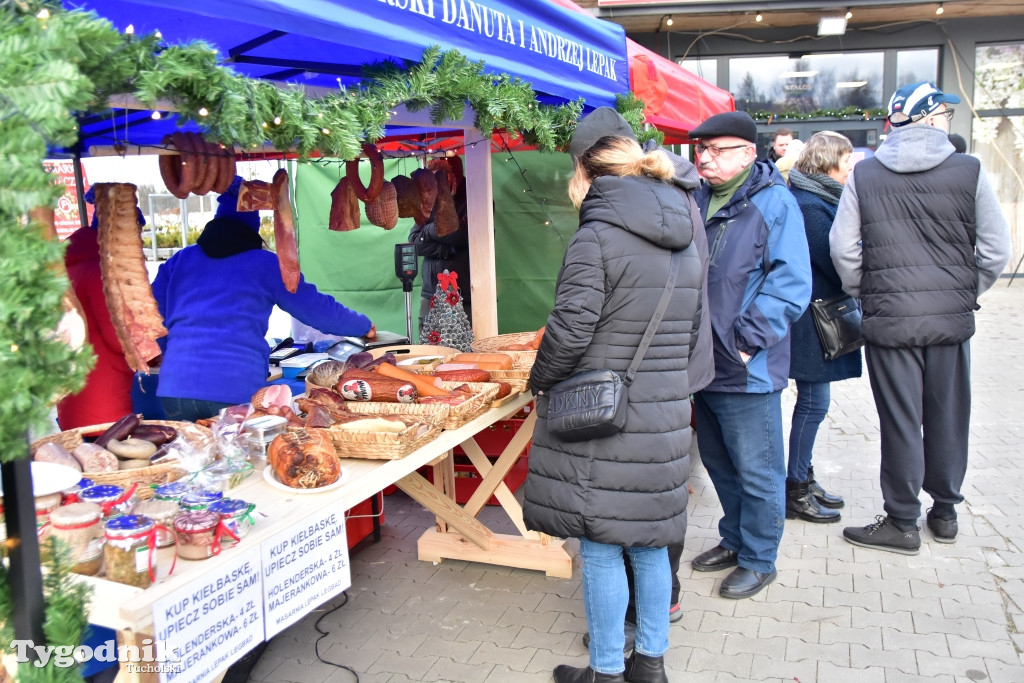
[261,508,350,639]
[42,160,90,240]
[152,547,264,683]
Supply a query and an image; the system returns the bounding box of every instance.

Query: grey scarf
[789,168,844,205]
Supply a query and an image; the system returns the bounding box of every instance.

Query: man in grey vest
[830,81,1011,554]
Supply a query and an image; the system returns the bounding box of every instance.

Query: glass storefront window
[729,52,883,114]
[974,43,1024,275]
[896,48,939,87]
[678,58,718,88]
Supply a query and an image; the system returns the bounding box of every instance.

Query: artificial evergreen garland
[750,106,888,122]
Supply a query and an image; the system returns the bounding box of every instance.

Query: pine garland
[750,106,887,122]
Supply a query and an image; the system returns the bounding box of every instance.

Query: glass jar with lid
[153,481,191,505]
[174,511,226,560]
[61,477,95,505]
[80,484,137,518]
[49,502,104,576]
[208,499,255,542]
[103,515,156,588]
[179,490,224,513]
[132,499,181,547]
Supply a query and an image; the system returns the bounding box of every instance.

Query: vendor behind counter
[151,176,374,422]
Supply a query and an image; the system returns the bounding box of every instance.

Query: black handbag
[810,294,864,360]
[546,251,681,442]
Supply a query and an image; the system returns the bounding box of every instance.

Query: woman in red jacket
[56,189,138,429]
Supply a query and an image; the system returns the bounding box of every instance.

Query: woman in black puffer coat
[523,134,704,683]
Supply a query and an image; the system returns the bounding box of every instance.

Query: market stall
[8,2,641,682]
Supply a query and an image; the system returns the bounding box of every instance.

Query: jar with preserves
[60,477,95,505]
[50,502,104,576]
[132,499,181,548]
[81,484,137,518]
[179,490,223,513]
[153,482,190,505]
[174,512,229,560]
[208,499,255,542]
[104,515,156,588]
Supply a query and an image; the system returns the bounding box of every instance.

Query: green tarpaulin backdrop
[294,151,580,340]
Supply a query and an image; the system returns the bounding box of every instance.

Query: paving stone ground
[257,283,1024,683]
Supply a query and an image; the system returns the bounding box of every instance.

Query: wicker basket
[323,421,442,460]
[341,401,450,428]
[30,421,212,500]
[470,332,539,367]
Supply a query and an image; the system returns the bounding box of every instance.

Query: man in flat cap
[688,110,811,599]
[831,82,1010,554]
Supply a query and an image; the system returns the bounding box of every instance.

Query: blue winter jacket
[152,246,371,405]
[695,159,811,393]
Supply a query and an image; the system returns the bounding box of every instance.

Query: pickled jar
[104,515,155,588]
[132,499,181,548]
[49,502,103,576]
[208,499,255,542]
[153,481,190,505]
[81,484,136,518]
[174,512,223,560]
[179,490,223,513]
[61,477,95,505]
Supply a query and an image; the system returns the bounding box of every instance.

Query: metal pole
[180,197,189,248]
[148,196,158,262]
[2,442,46,658]
[72,151,88,229]
[404,285,414,343]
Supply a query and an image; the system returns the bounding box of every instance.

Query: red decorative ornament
[429,295,437,309]
[427,330,442,344]
[446,290,460,306]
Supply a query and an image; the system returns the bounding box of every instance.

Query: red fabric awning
[550,0,734,144]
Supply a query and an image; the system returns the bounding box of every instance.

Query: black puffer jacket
[522,174,704,548]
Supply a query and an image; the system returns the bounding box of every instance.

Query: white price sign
[261,508,350,638]
[152,547,264,683]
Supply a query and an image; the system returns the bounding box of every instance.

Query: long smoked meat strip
[272,169,300,293]
[95,183,166,373]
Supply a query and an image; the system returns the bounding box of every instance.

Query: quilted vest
[854,154,979,347]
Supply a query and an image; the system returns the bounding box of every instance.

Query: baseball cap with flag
[887,81,961,127]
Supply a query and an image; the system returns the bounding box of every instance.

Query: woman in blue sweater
[152,177,373,421]
[786,132,862,523]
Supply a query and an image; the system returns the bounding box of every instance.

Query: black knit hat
[689,111,758,144]
[569,107,637,161]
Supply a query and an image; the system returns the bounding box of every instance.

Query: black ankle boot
[786,479,841,523]
[807,466,844,509]
[623,652,668,683]
[554,664,625,683]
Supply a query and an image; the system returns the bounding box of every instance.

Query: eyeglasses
[694,143,750,158]
[929,108,955,122]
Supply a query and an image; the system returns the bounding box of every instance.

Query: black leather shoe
[623,652,668,683]
[554,664,625,683]
[786,479,841,524]
[808,466,844,509]
[926,507,958,543]
[692,544,738,572]
[719,567,777,599]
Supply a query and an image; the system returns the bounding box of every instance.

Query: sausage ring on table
[345,143,385,203]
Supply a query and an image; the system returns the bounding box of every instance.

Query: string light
[36,8,49,19]
[273,116,282,126]
[151,111,162,120]
[936,3,944,14]
[154,30,162,40]
[125,24,135,35]
[321,128,330,135]
[198,107,209,117]
[845,9,853,19]
[755,12,763,22]
[261,121,269,129]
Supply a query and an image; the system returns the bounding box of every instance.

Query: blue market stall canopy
[67,0,629,150]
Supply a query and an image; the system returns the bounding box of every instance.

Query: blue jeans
[787,380,830,482]
[161,397,232,423]
[579,538,669,674]
[694,390,785,574]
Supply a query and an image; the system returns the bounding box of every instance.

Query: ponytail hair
[568,136,674,208]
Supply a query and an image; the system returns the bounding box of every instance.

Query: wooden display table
[78,390,570,683]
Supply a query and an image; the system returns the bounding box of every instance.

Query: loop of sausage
[159,134,190,199]
[192,135,219,196]
[213,141,236,194]
[170,132,196,196]
[183,132,209,194]
[345,143,385,203]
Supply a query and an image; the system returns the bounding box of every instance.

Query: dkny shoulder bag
[545,250,681,442]
[810,294,864,360]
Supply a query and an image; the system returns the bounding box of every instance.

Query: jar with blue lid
[80,484,135,517]
[153,482,190,504]
[180,490,224,512]
[104,515,155,588]
[209,499,256,541]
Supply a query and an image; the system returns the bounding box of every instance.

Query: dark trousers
[625,542,682,623]
[865,342,971,521]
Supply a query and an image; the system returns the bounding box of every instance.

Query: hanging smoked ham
[328,177,360,232]
[94,183,166,373]
[272,169,300,293]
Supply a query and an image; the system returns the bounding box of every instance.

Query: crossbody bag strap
[624,249,681,386]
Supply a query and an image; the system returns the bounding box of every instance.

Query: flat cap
[569,107,636,161]
[689,111,758,144]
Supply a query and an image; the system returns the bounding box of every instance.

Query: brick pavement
[256,284,1024,683]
